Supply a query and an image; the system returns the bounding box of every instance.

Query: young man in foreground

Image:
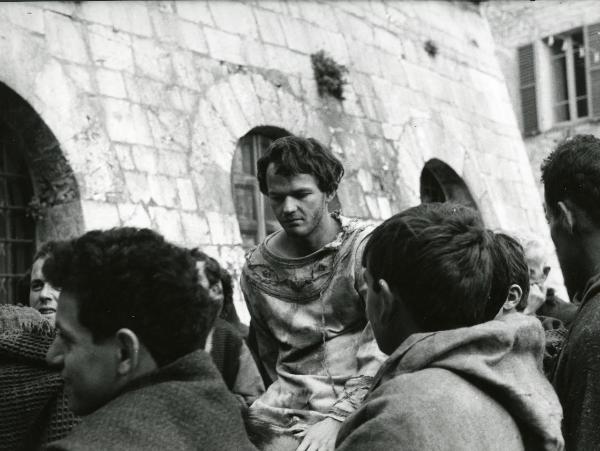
[44,228,255,450]
[335,203,563,451]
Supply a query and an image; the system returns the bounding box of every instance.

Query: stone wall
[0,1,555,316]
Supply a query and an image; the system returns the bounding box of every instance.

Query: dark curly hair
[363,202,496,332]
[256,136,344,195]
[43,228,213,367]
[541,134,600,225]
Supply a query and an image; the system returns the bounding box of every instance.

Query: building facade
[485,0,600,196]
[0,1,553,313]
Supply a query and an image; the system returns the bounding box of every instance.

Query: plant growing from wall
[311,50,348,101]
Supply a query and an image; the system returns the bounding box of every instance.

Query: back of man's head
[256,135,344,195]
[363,203,496,331]
[541,134,600,226]
[44,227,212,367]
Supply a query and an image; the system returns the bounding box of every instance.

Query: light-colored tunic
[241,214,386,433]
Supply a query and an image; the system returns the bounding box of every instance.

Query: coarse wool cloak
[552,272,600,450]
[45,349,257,451]
[0,305,78,451]
[335,314,564,451]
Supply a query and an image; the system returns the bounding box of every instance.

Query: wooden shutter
[586,22,600,117]
[518,44,539,135]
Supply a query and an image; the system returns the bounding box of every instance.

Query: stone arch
[420,158,479,211]
[191,72,331,251]
[0,81,83,243]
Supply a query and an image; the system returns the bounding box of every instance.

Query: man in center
[242,136,386,451]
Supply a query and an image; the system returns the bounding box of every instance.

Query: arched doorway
[0,82,82,304]
[420,158,479,211]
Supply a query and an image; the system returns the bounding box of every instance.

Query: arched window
[420,159,479,212]
[232,127,290,247]
[0,122,35,304]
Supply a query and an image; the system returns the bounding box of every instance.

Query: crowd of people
[1,133,599,450]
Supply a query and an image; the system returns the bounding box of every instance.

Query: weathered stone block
[149,175,178,207]
[207,82,249,139]
[96,68,127,98]
[109,1,153,37]
[64,64,94,93]
[205,27,245,65]
[181,212,211,245]
[206,211,242,245]
[124,170,151,203]
[170,50,199,90]
[103,98,154,145]
[118,203,152,228]
[149,206,184,244]
[178,20,209,54]
[131,145,158,174]
[133,37,173,82]
[81,200,121,230]
[209,1,258,39]
[176,1,213,26]
[228,74,264,127]
[279,16,311,53]
[114,144,136,170]
[44,11,89,64]
[157,149,188,176]
[88,24,134,72]
[176,178,197,211]
[300,3,339,31]
[254,8,286,46]
[5,3,45,34]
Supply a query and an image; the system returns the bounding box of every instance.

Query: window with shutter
[518,44,539,135]
[586,22,600,117]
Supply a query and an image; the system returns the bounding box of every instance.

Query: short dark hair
[541,134,600,225]
[363,202,495,332]
[488,233,530,316]
[256,136,344,195]
[43,228,213,367]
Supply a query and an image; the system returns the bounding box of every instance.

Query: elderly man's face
[29,258,61,325]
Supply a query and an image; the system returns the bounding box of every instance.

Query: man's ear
[377,278,397,324]
[557,200,576,233]
[325,190,336,204]
[115,328,140,376]
[503,284,522,312]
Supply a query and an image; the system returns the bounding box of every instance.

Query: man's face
[265,164,330,238]
[29,257,61,324]
[46,291,120,416]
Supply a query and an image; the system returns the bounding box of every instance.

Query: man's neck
[272,213,341,258]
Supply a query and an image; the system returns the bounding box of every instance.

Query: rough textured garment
[552,272,600,450]
[336,314,564,451]
[209,317,265,408]
[241,214,386,432]
[45,349,256,451]
[0,305,78,451]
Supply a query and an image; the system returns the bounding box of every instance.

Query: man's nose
[282,197,297,214]
[39,283,54,301]
[46,337,64,368]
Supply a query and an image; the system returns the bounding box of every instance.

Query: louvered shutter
[518,44,539,135]
[586,23,600,117]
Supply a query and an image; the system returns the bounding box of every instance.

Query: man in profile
[242,136,385,451]
[541,135,600,450]
[44,227,255,450]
